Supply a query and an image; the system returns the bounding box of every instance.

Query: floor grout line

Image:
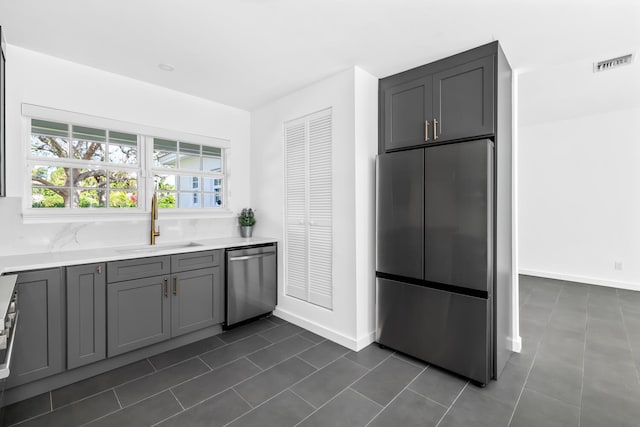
[288,387,318,409]
[364,365,428,426]
[292,350,395,426]
[435,382,468,427]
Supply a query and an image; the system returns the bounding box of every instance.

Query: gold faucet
[150,193,160,245]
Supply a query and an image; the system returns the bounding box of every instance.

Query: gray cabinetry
[107,274,171,357]
[8,268,65,388]
[107,250,222,356]
[171,267,223,337]
[432,55,494,143]
[382,76,432,151]
[66,263,106,369]
[380,43,496,152]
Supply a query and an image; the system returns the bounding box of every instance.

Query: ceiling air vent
[593,54,633,72]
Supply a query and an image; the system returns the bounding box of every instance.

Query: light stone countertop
[0,236,278,275]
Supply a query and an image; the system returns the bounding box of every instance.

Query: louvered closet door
[307,113,332,308]
[284,108,333,310]
[285,122,308,300]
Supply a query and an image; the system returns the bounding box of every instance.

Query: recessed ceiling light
[158,63,175,72]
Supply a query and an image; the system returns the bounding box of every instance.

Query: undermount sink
[116,242,203,254]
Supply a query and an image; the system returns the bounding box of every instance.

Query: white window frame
[21,104,233,223]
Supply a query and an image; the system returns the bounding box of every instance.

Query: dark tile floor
[3,275,640,426]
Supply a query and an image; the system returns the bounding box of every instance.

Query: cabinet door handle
[173,277,178,296]
[96,265,102,274]
[424,120,430,142]
[433,118,439,140]
[164,277,169,298]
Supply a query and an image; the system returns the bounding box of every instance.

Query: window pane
[203,155,222,172]
[32,188,66,208]
[32,119,68,138]
[75,189,107,208]
[157,191,176,208]
[72,140,105,161]
[109,132,137,164]
[32,165,68,187]
[203,193,223,208]
[178,176,200,191]
[109,131,137,145]
[180,142,200,155]
[154,173,176,191]
[179,192,200,208]
[31,135,69,158]
[72,125,106,142]
[153,139,178,168]
[72,168,107,188]
[109,190,138,208]
[178,153,201,170]
[109,170,137,189]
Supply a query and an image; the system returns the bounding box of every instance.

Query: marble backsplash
[0,197,240,256]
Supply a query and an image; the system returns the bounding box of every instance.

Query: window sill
[22,209,236,224]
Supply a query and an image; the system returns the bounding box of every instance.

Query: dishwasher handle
[228,252,275,262]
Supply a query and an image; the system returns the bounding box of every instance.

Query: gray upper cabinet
[382,76,432,151]
[66,263,106,369]
[171,266,223,337]
[380,42,498,152]
[433,55,494,143]
[107,274,171,357]
[8,268,65,388]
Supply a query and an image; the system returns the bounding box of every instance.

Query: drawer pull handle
[173,277,178,296]
[164,277,169,298]
[433,117,439,140]
[424,120,430,142]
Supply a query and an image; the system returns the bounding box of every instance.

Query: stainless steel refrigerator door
[376,277,491,384]
[376,150,425,280]
[226,245,277,327]
[425,139,494,293]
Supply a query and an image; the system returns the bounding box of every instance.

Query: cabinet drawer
[171,250,220,273]
[107,256,171,283]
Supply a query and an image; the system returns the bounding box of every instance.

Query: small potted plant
[239,208,256,237]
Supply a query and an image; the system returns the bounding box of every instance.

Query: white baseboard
[508,335,522,353]
[273,307,374,351]
[519,269,640,292]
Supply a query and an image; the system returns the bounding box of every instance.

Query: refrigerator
[376,139,500,385]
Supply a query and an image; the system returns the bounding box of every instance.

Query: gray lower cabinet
[171,267,223,337]
[107,274,171,357]
[66,263,106,369]
[8,268,65,388]
[107,250,223,357]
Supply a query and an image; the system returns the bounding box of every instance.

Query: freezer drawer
[376,277,491,384]
[226,245,277,327]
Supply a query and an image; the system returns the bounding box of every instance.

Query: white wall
[518,107,640,289]
[517,56,640,290]
[250,67,378,350]
[0,45,251,256]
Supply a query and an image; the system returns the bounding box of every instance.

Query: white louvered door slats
[284,108,333,309]
[285,122,308,300]
[307,113,332,308]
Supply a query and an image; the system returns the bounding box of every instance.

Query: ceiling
[1,0,639,111]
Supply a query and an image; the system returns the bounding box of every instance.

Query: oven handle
[0,310,19,377]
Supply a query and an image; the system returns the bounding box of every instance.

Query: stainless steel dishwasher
[225,244,277,328]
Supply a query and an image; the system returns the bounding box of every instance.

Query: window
[151,138,224,209]
[26,115,227,213]
[29,119,139,209]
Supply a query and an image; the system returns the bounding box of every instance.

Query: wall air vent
[593,54,633,72]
